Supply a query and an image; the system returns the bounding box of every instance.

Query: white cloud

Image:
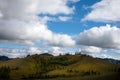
[0,47,67,58]
[82,0,120,22]
[0,0,76,47]
[0,20,47,45]
[80,46,104,54]
[0,20,75,47]
[46,34,75,47]
[0,11,2,18]
[0,48,28,58]
[48,47,67,56]
[93,53,120,60]
[58,16,71,21]
[37,0,75,15]
[77,24,120,49]
[39,16,56,24]
[0,47,43,58]
[0,0,38,20]
[110,49,120,54]
[27,47,42,55]
[0,0,79,20]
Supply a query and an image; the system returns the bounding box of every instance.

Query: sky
[0,0,120,59]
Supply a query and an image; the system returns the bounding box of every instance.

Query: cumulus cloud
[58,16,71,21]
[0,0,77,47]
[82,0,120,22]
[77,24,120,49]
[93,53,120,60]
[0,47,43,58]
[80,46,104,54]
[37,0,75,15]
[0,47,67,58]
[0,0,79,20]
[27,47,42,54]
[0,48,27,58]
[0,20,75,47]
[46,34,75,47]
[48,47,67,56]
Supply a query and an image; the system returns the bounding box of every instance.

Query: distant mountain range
[0,56,10,61]
[102,58,120,64]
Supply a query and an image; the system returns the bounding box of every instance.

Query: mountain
[0,54,120,80]
[102,58,120,64]
[0,56,10,61]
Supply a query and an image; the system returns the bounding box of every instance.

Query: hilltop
[0,54,120,80]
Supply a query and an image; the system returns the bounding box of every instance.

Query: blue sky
[0,0,120,59]
[48,0,103,34]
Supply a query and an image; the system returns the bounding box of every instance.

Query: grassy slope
[0,54,120,80]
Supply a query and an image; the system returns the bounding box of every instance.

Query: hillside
[0,54,120,80]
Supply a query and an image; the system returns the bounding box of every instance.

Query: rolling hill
[0,54,120,80]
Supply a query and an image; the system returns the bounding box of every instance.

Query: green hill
[0,54,120,80]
